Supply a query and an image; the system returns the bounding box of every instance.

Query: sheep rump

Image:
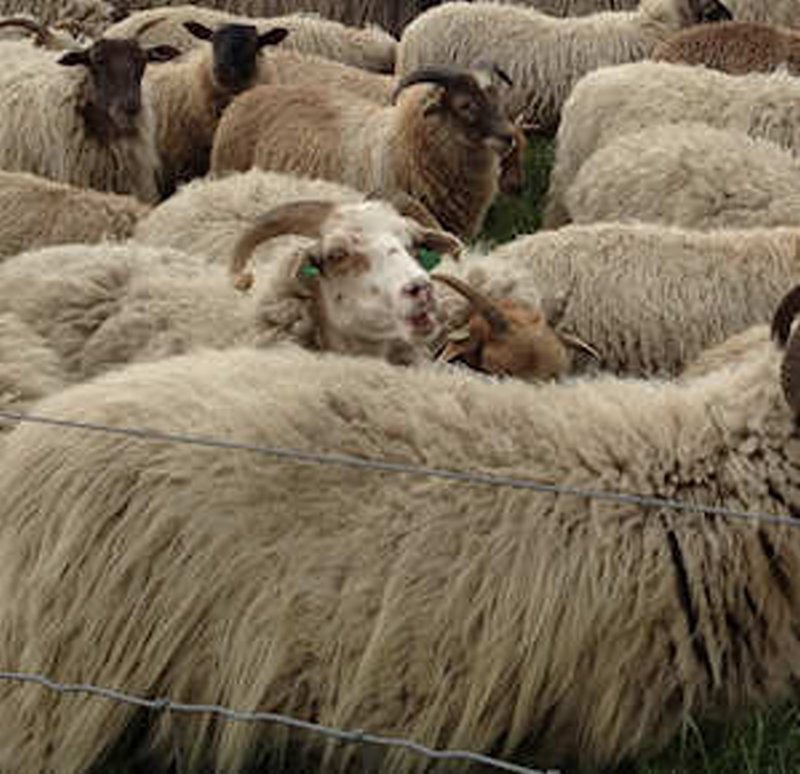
[395,0,728,130]
[562,123,800,230]
[104,5,397,72]
[544,61,800,228]
[0,337,798,772]
[0,170,150,259]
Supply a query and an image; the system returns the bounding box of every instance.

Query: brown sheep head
[392,64,515,156]
[58,37,179,140]
[183,21,289,95]
[433,273,600,382]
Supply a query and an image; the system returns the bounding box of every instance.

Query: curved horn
[0,17,54,45]
[392,65,476,104]
[230,200,336,291]
[432,273,509,335]
[131,15,167,39]
[772,283,800,414]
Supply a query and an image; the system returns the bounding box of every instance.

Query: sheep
[653,20,800,74]
[0,33,179,203]
[561,123,800,230]
[544,61,800,228]
[0,170,150,259]
[437,221,800,377]
[104,5,397,73]
[0,197,469,379]
[395,0,733,133]
[145,20,289,196]
[210,66,515,240]
[2,282,800,773]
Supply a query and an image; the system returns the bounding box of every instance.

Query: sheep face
[690,0,734,23]
[184,22,289,95]
[58,38,179,140]
[303,203,460,360]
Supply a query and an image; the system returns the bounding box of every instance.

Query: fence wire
[0,407,798,530]
[0,670,557,774]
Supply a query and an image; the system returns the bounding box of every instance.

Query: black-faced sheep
[0,33,179,203]
[146,19,289,196]
[210,66,515,240]
[1,287,800,771]
[396,0,733,132]
[544,61,800,228]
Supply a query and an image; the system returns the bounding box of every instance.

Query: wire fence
[0,405,798,773]
[0,670,557,774]
[0,407,798,530]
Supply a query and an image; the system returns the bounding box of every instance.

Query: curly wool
[562,123,800,230]
[0,340,797,772]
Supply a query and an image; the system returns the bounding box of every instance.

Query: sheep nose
[402,278,433,301]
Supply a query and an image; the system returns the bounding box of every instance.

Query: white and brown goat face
[229,200,463,360]
[300,203,462,352]
[58,38,179,139]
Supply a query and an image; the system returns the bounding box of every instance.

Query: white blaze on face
[315,202,440,347]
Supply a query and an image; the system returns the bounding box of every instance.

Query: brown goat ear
[183,21,213,41]
[146,45,181,63]
[58,49,90,67]
[557,331,602,363]
[258,27,289,48]
[439,334,483,369]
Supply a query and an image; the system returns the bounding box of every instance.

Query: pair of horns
[392,65,488,104]
[433,273,601,362]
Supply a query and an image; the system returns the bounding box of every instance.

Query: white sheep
[395,0,733,132]
[0,198,466,386]
[439,221,800,376]
[0,0,124,38]
[0,35,178,203]
[104,4,397,73]
[544,61,800,228]
[561,123,800,230]
[210,66,515,240]
[0,287,799,772]
[0,170,150,259]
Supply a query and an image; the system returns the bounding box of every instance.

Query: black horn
[392,66,477,104]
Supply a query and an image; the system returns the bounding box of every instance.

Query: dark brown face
[59,39,178,140]
[444,81,514,153]
[692,0,733,22]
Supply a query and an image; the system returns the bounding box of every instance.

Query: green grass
[479,133,556,246]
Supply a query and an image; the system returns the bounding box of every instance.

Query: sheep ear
[146,44,181,63]
[414,228,463,260]
[557,331,602,363]
[183,21,213,41]
[439,333,483,369]
[258,27,289,48]
[58,49,90,67]
[421,87,446,117]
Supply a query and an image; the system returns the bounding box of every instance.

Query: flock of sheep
[2,0,800,771]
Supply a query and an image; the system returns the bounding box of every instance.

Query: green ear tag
[298,263,321,279]
[417,248,442,272]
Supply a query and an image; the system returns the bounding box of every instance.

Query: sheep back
[0,341,798,772]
